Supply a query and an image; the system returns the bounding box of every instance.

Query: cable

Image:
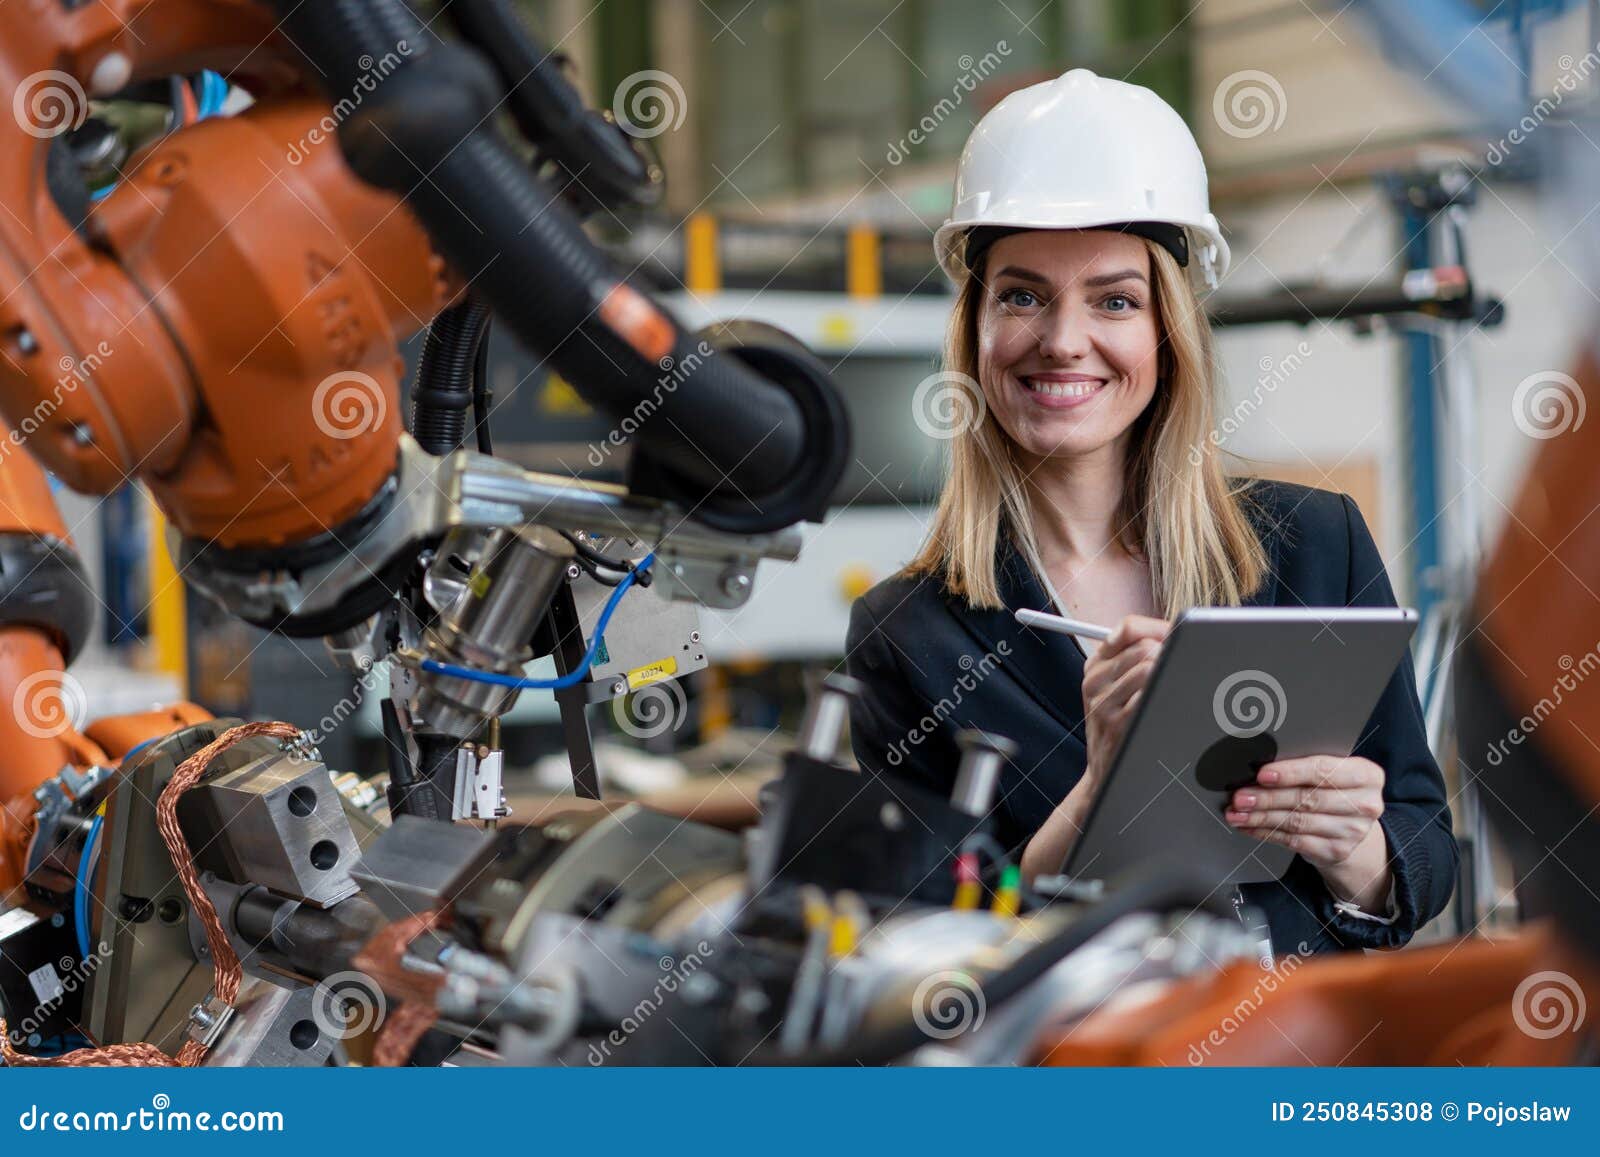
[557,530,646,588]
[419,551,654,690]
[960,832,1012,870]
[557,530,638,574]
[73,811,104,960]
[412,300,492,455]
[121,736,159,763]
[74,735,160,954]
[471,317,493,454]
[196,71,228,119]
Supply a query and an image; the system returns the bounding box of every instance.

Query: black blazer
[845,479,1457,955]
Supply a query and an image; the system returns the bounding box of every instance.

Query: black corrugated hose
[262,0,846,533]
[410,298,491,456]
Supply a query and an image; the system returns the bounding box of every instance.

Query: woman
[845,70,1456,955]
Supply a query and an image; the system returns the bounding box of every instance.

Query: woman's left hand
[1225,754,1393,908]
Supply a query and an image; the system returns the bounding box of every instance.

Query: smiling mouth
[1020,376,1107,399]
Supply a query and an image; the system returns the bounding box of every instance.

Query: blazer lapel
[943,497,1286,744]
[947,536,1089,742]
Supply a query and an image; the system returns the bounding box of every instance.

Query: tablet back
[1063,607,1418,888]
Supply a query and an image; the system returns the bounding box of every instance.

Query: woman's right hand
[1020,614,1171,881]
[1078,614,1171,797]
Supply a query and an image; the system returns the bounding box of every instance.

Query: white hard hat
[934,68,1229,290]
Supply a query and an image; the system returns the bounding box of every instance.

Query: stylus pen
[1014,607,1113,642]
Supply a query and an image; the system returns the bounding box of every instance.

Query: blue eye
[1102,292,1139,313]
[998,287,1040,308]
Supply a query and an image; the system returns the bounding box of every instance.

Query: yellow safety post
[846,224,882,299]
[685,212,721,293]
[145,490,186,686]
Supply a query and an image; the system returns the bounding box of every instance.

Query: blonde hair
[904,235,1268,614]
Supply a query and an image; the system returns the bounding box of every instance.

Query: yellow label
[626,657,678,690]
[541,373,592,415]
[468,570,491,598]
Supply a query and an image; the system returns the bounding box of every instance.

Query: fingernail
[1256,768,1279,784]
[1234,793,1256,809]
[1225,810,1247,825]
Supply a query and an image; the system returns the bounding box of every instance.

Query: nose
[1034,300,1092,363]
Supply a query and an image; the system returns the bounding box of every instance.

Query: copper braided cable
[354,909,447,1067]
[156,721,300,1014]
[0,1019,178,1067]
[372,1001,439,1068]
[0,721,301,1068]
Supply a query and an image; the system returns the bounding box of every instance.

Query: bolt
[50,913,65,928]
[611,681,626,696]
[566,563,582,580]
[689,631,701,644]
[26,1034,41,1048]
[721,572,751,598]
[70,423,93,447]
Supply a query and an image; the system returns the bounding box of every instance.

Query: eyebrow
[991,265,1148,288]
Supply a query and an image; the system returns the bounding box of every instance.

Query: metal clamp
[187,993,235,1048]
[179,435,804,626]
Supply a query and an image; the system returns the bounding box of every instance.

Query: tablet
[1062,606,1418,888]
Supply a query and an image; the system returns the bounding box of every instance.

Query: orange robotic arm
[0,422,210,893]
[0,1,450,555]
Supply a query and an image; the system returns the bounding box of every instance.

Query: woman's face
[975,229,1163,466]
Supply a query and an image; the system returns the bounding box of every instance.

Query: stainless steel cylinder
[950,729,1019,816]
[796,673,863,764]
[415,525,575,737]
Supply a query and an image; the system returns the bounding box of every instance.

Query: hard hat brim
[934,216,1230,291]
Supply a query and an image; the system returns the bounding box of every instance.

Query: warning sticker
[28,962,64,1005]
